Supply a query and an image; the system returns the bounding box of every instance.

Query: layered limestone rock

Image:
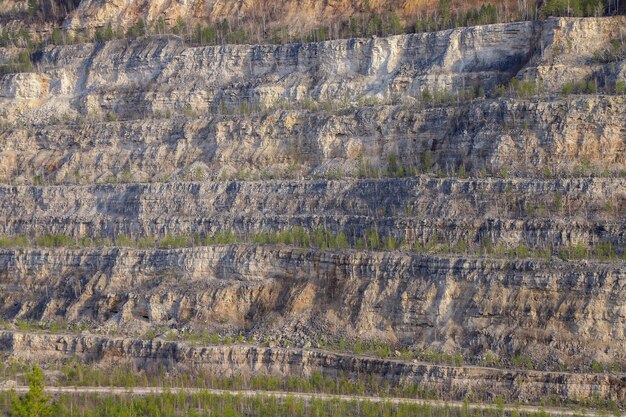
[0,73,50,99]
[0,331,624,404]
[1,96,625,182]
[0,178,623,248]
[0,245,624,371]
[58,0,509,33]
[0,18,624,181]
[0,16,624,405]
[4,20,538,114]
[519,17,626,90]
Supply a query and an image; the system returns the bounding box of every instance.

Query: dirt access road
[2,385,619,416]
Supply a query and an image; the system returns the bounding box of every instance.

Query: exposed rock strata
[1,18,624,181]
[0,178,623,247]
[0,245,623,370]
[1,331,624,404]
[0,16,624,405]
[1,96,625,182]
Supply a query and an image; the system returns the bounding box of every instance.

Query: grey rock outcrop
[0,245,624,370]
[1,331,624,404]
[0,17,624,182]
[0,16,624,405]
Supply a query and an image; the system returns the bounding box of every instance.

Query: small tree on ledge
[10,366,54,417]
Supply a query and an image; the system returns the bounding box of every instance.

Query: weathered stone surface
[0,178,623,247]
[519,17,626,90]
[0,18,624,181]
[0,245,623,371]
[1,95,625,182]
[0,73,49,99]
[1,331,624,404]
[0,16,624,404]
[4,20,538,108]
[56,0,519,36]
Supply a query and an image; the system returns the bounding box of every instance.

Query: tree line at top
[4,0,622,49]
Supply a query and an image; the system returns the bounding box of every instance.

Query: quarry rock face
[1,331,624,403]
[0,14,624,406]
[0,245,624,371]
[0,17,624,182]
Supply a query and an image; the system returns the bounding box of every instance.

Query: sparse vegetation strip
[0,230,623,262]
